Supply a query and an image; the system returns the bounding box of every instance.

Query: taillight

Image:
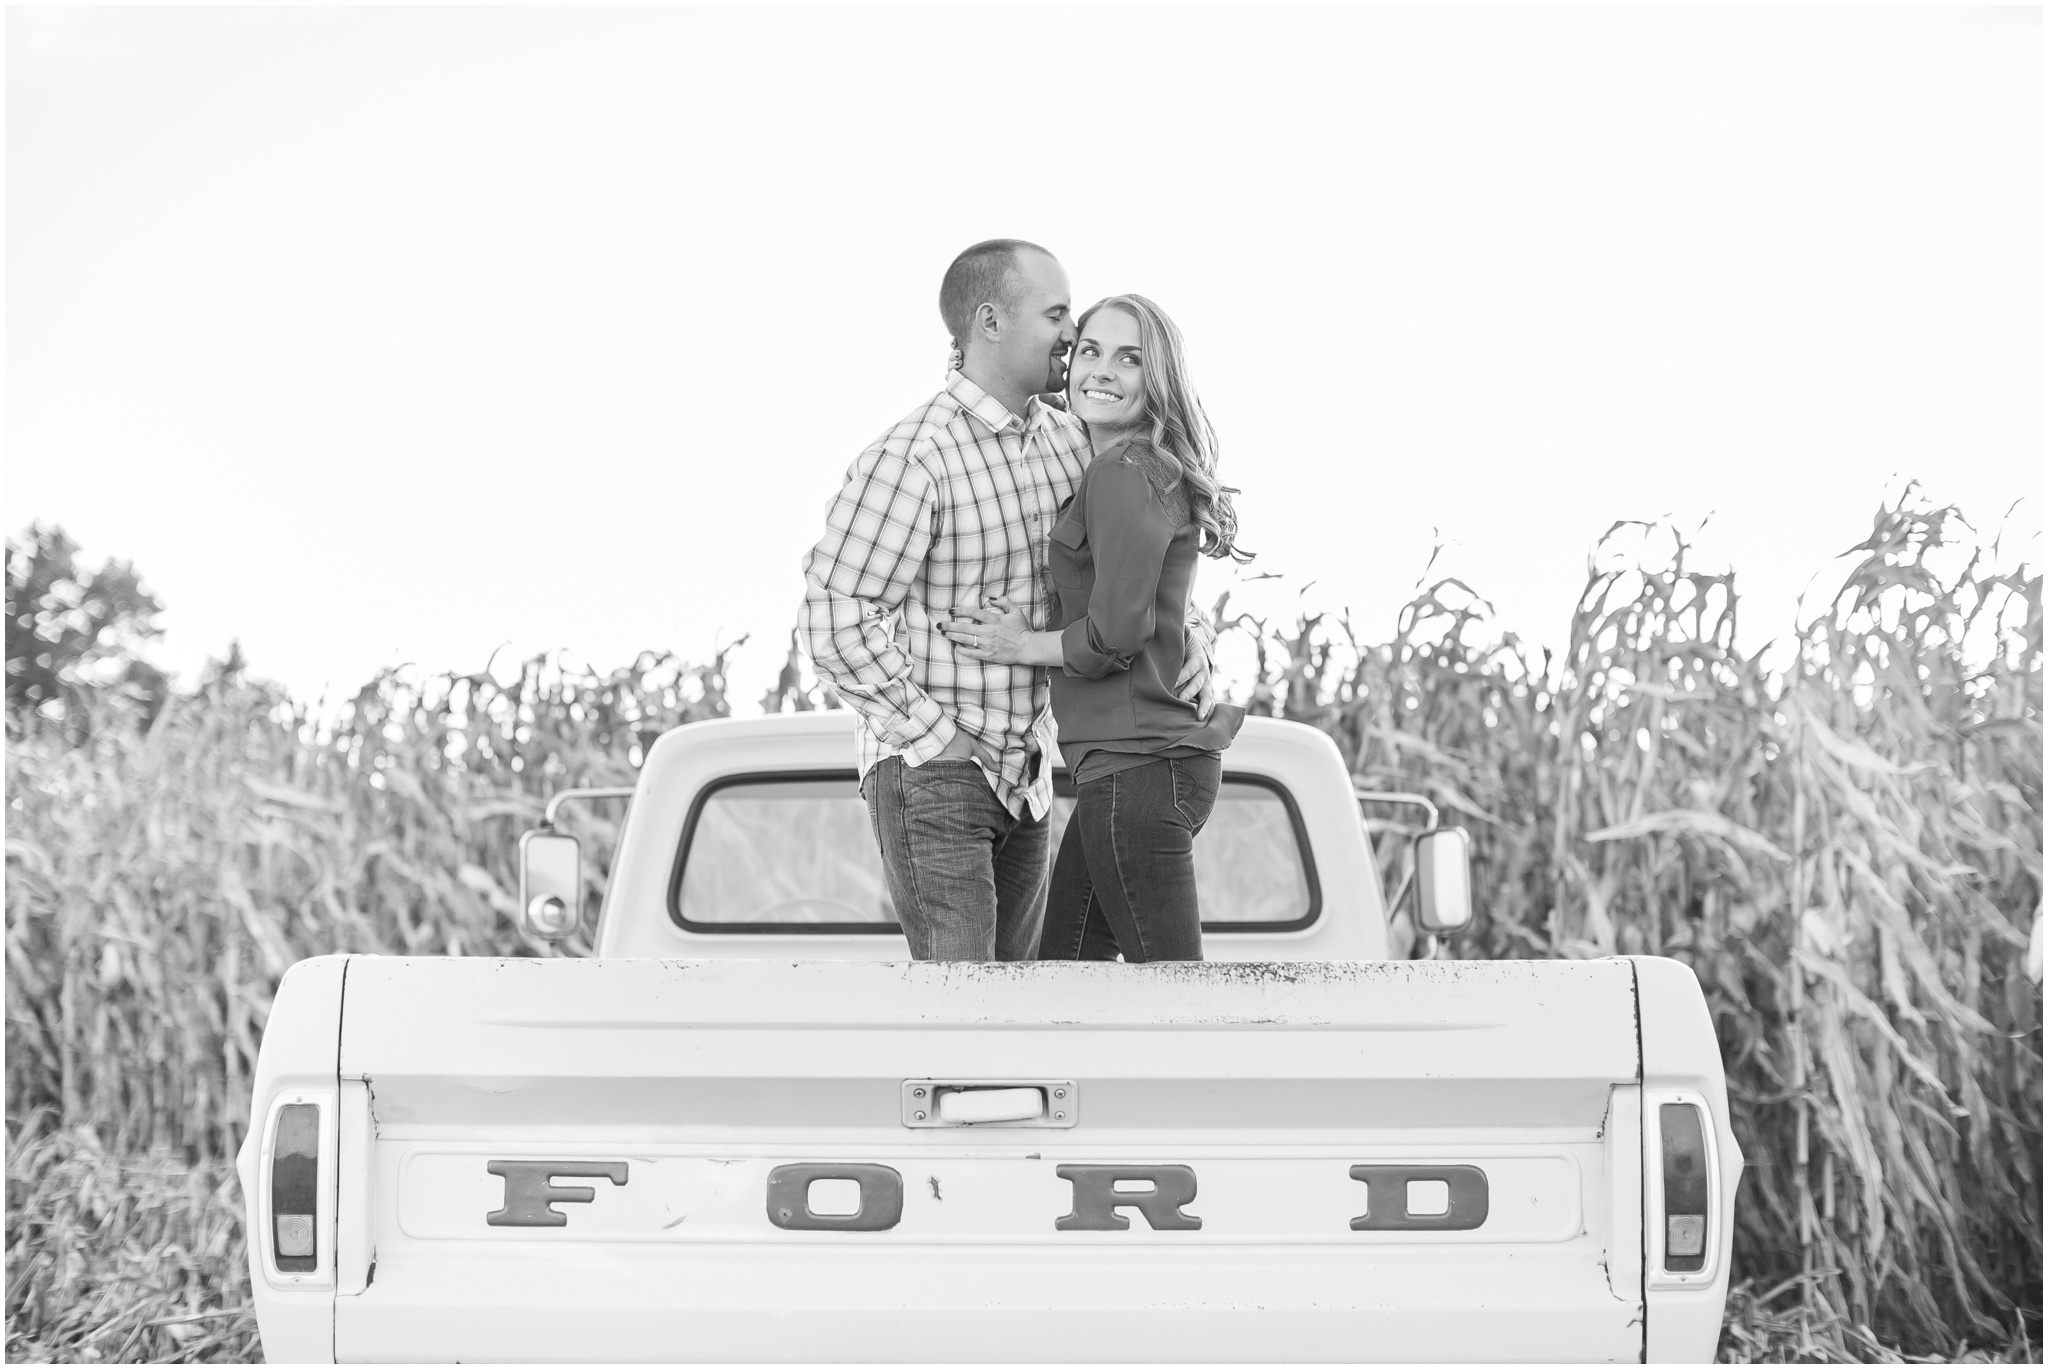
[272,1103,320,1273]
[1659,1102,1709,1271]
[257,1089,333,1289]
[1648,1092,1721,1288]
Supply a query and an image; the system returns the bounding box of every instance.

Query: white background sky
[8,5,2041,711]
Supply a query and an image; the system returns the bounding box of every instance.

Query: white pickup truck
[239,712,1743,1363]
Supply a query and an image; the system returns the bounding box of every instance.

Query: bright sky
[7,6,2041,710]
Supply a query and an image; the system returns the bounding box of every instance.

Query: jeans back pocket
[1169,755,1222,830]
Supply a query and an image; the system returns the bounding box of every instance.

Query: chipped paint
[429,955,1623,1036]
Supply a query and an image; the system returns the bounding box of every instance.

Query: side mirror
[517,830,583,940]
[1414,827,1474,934]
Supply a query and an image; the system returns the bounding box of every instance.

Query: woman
[944,294,1250,961]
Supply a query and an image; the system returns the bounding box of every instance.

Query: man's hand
[937,728,997,769]
[1175,615,1218,721]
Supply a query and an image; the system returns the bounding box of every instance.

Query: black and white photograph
[4,4,2041,1363]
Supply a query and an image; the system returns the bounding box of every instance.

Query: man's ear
[974,300,1003,343]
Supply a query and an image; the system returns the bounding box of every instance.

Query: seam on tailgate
[334,954,348,1366]
[1629,956,1646,1364]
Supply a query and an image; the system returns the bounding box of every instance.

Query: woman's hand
[1175,615,1219,721]
[942,597,1063,667]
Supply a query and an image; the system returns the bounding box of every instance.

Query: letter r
[1055,1165,1202,1231]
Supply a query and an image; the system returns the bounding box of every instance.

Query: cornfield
[6,491,2039,1361]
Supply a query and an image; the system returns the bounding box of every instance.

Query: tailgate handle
[940,1087,1042,1124]
[903,1080,1078,1128]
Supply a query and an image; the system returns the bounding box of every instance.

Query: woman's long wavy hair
[1077,294,1252,563]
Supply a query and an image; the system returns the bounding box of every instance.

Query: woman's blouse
[1047,438,1243,781]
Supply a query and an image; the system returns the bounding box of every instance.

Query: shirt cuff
[1061,618,1129,679]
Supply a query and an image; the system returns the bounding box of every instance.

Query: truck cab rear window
[669,771,1318,934]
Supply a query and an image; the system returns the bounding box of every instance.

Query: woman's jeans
[1038,753,1221,963]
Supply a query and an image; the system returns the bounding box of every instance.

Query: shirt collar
[1026,394,1079,436]
[945,370,1072,438]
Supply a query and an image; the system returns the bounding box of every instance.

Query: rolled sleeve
[798,443,958,756]
[1060,459,1175,681]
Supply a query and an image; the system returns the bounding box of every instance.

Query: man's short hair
[939,239,1048,347]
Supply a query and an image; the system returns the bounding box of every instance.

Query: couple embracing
[798,239,1250,964]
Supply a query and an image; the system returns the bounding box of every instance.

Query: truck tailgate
[333,957,1646,1363]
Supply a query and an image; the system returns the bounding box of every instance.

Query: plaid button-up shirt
[799,372,1091,820]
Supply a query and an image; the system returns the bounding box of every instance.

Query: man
[798,239,1210,962]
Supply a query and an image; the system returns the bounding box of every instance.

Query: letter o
[765,1163,904,1232]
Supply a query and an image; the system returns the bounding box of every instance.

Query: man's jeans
[862,756,1050,962]
[1037,753,1221,963]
